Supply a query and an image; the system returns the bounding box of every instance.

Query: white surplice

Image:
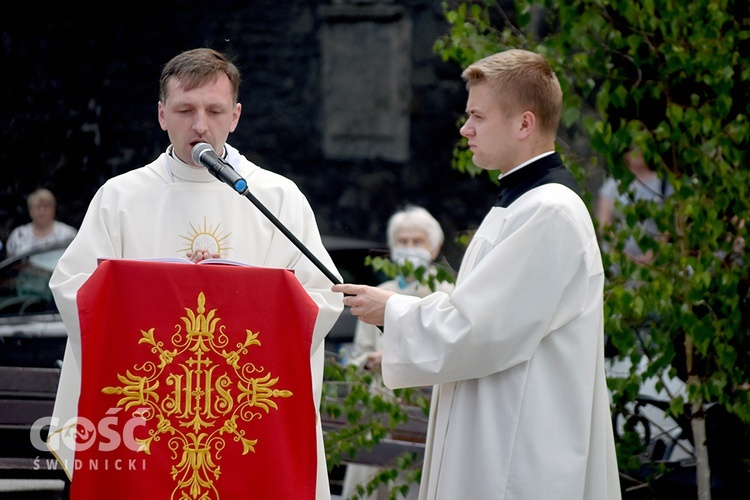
[382,181,621,499]
[48,144,343,499]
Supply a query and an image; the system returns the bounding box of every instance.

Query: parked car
[0,241,71,368]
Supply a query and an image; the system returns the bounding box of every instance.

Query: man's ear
[157,101,167,131]
[518,110,536,139]
[229,103,242,133]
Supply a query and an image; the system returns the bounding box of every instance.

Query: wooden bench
[0,365,69,498]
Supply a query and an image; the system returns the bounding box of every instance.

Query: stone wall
[1,0,500,267]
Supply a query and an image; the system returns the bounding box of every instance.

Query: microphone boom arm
[191,142,342,286]
[240,189,343,286]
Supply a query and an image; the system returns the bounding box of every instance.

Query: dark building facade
[1,0,499,267]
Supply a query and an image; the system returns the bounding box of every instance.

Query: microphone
[191,142,248,193]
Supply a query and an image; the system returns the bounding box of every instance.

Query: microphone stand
[239,188,342,286]
[195,143,341,285]
[238,188,386,332]
[206,154,385,331]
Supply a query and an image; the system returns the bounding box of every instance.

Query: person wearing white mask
[341,205,454,500]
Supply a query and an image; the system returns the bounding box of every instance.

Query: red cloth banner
[71,260,319,499]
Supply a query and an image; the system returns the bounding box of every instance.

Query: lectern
[68,259,319,499]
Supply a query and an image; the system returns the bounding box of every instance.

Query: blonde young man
[333,50,621,499]
[48,48,342,499]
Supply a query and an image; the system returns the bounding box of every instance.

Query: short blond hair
[27,188,56,209]
[462,49,562,137]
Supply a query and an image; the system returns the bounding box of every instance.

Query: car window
[0,245,67,317]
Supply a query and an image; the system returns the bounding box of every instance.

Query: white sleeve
[50,186,119,360]
[382,192,597,389]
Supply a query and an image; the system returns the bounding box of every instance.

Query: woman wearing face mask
[341,205,454,500]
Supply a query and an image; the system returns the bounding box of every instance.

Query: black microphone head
[191,142,214,165]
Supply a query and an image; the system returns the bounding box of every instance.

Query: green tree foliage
[322,360,429,499]
[435,0,750,496]
[365,256,457,293]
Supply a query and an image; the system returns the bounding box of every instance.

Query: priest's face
[460,82,523,173]
[158,74,242,166]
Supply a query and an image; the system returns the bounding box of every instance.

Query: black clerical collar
[494,152,581,208]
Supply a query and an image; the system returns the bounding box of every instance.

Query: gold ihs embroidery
[102,292,291,499]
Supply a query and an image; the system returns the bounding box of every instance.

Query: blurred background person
[342,205,454,500]
[596,147,673,264]
[5,188,77,258]
[347,205,454,376]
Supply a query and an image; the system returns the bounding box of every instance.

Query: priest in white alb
[48,48,343,499]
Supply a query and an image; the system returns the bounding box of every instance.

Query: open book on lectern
[96,256,261,268]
